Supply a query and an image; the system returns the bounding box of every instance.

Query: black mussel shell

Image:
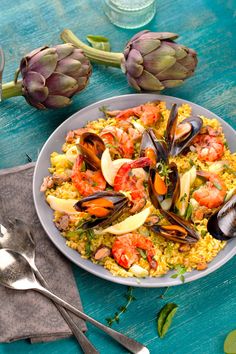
[165,104,178,153]
[161,210,199,243]
[74,191,129,229]
[171,117,203,156]
[207,194,236,240]
[150,224,190,244]
[140,128,169,166]
[78,132,105,170]
[148,162,180,211]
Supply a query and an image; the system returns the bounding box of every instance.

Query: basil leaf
[86,35,111,51]
[157,303,178,338]
[224,329,236,354]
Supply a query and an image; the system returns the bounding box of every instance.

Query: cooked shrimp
[100,126,134,158]
[66,128,91,143]
[112,233,157,269]
[113,157,151,213]
[192,171,227,209]
[192,133,224,162]
[71,155,106,197]
[107,102,161,127]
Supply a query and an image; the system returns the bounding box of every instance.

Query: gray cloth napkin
[0,163,87,343]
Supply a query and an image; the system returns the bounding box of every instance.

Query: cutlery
[0,220,98,354]
[0,249,149,354]
[0,47,5,101]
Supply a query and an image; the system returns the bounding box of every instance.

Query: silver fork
[0,46,5,101]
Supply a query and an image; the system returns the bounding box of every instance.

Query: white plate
[33,94,236,287]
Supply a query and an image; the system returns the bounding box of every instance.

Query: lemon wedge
[176,166,196,216]
[130,264,149,278]
[98,207,150,235]
[46,195,79,214]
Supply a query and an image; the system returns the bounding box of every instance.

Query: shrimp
[112,233,157,269]
[100,126,134,158]
[71,155,106,197]
[107,102,161,127]
[66,128,91,143]
[192,131,224,162]
[192,171,227,209]
[113,157,151,213]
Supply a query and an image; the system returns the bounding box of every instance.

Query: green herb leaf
[213,181,222,190]
[180,193,187,202]
[170,274,178,279]
[137,248,147,259]
[87,35,111,51]
[157,303,178,338]
[180,274,185,283]
[185,203,193,220]
[224,329,236,354]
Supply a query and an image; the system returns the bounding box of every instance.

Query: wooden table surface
[0,0,235,353]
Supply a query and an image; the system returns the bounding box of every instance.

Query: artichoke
[2,43,92,109]
[61,29,197,92]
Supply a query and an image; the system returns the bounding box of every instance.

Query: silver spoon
[0,220,98,354]
[0,249,149,354]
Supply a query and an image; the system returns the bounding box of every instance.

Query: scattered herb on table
[25,153,32,162]
[86,35,111,51]
[157,303,178,338]
[106,287,136,326]
[170,264,187,283]
[224,329,236,354]
[159,287,170,299]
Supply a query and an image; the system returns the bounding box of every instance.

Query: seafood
[207,194,236,240]
[71,155,106,197]
[165,104,203,156]
[140,128,168,166]
[193,171,227,209]
[100,126,134,158]
[192,134,224,162]
[148,162,179,211]
[107,101,161,126]
[112,233,157,269]
[113,157,151,213]
[74,191,129,229]
[78,132,105,170]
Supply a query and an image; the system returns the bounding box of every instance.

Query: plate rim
[33,93,236,288]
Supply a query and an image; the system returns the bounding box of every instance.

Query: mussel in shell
[149,209,199,244]
[207,194,236,240]
[74,191,129,229]
[78,132,105,170]
[165,104,203,156]
[140,128,169,167]
[148,162,180,211]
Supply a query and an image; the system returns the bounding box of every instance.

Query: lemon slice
[98,207,150,235]
[65,145,79,163]
[46,195,79,214]
[176,166,196,216]
[130,264,149,278]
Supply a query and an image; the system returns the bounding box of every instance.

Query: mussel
[148,161,180,211]
[74,191,129,229]
[78,132,105,170]
[148,210,199,244]
[140,128,169,167]
[165,104,203,156]
[207,194,236,240]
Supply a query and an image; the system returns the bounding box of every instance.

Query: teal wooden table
[1,0,235,353]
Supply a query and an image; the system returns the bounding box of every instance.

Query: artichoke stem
[61,29,124,68]
[2,81,23,100]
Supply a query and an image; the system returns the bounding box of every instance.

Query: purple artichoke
[2,44,92,109]
[61,29,198,91]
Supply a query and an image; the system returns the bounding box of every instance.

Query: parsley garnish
[170,265,187,283]
[106,287,136,326]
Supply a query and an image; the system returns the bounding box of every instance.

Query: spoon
[0,220,98,354]
[0,249,149,354]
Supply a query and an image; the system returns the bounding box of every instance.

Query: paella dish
[41,100,236,278]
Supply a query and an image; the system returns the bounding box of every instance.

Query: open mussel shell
[140,128,169,167]
[207,194,236,240]
[78,132,105,170]
[171,117,203,156]
[74,191,129,229]
[161,210,199,243]
[165,104,178,153]
[148,162,179,211]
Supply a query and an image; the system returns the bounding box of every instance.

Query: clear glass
[103,0,156,29]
